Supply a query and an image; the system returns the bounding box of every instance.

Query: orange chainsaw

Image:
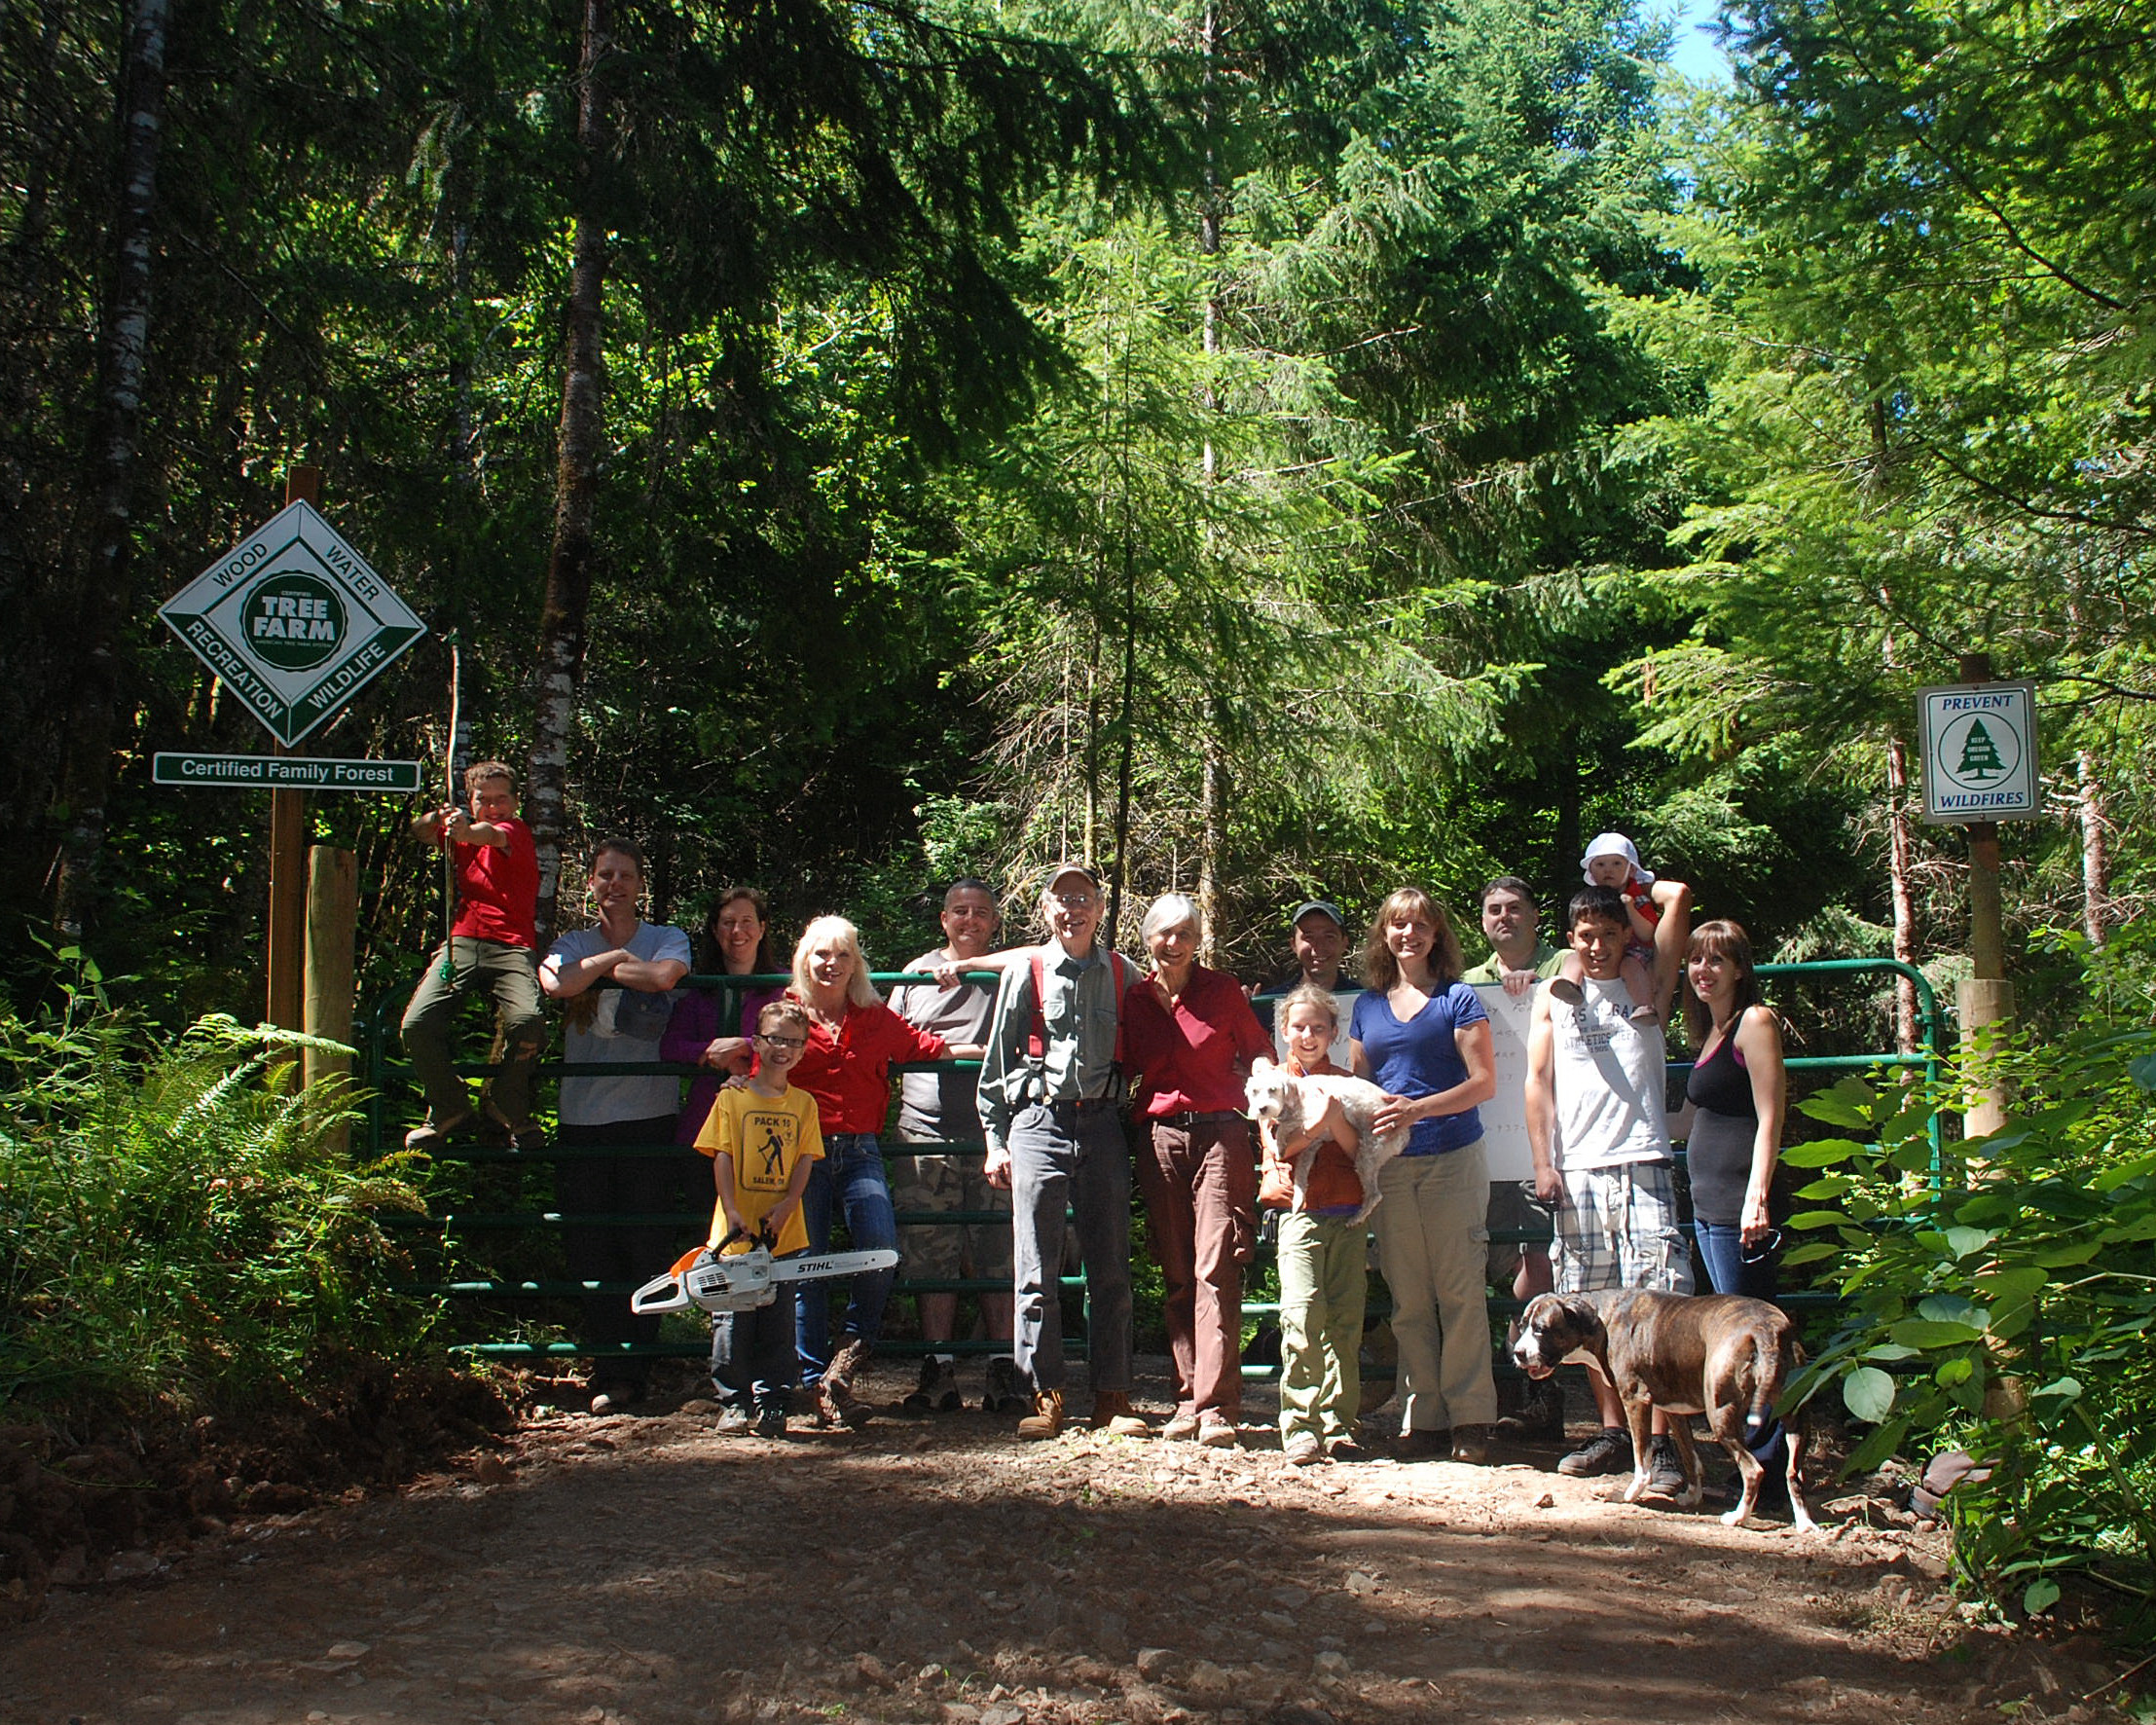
[629,1226,898,1317]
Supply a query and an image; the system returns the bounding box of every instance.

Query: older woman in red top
[786,914,979,1427]
[1125,893,1275,1446]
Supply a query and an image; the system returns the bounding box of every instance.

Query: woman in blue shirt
[1350,888,1498,1463]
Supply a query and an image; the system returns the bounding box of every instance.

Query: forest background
[1,0,2149,1024]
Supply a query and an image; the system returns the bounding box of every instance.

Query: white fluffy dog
[1243,1065,1409,1225]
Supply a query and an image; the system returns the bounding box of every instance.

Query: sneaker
[587,1383,639,1417]
[1393,1428,1451,1460]
[714,1404,751,1436]
[1645,1434,1689,1498]
[404,1109,478,1152]
[1450,1424,1494,1466]
[1547,976,1586,1007]
[1284,1432,1323,1467]
[903,1356,958,1415]
[1557,1426,1632,1477]
[1017,1388,1065,1440]
[482,1100,547,1151]
[1162,1412,1202,1443]
[981,1356,1025,1413]
[1196,1413,1239,1449]
[753,1406,787,1440]
[1088,1391,1151,1437]
[818,1337,873,1429]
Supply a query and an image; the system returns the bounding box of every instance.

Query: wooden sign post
[265,465,321,1034]
[1918,651,2039,1139]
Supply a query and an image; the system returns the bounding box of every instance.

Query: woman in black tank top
[1678,919,1794,1499]
[1679,920,1787,1302]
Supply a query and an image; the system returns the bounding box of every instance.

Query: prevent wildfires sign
[158,501,424,746]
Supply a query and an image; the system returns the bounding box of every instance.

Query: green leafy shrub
[0,962,436,1420]
[1783,923,2156,1620]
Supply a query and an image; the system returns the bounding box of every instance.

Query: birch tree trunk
[2077,749,2110,947]
[52,0,169,934]
[527,0,611,942]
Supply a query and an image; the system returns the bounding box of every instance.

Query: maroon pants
[1138,1117,1258,1418]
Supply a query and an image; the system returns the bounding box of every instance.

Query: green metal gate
[362,958,1947,1376]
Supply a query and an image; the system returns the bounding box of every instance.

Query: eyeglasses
[755,1033,807,1049]
[1050,893,1098,909]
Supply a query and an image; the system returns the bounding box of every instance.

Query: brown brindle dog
[1512,1289,1819,1530]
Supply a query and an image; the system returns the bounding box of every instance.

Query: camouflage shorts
[890,1152,1013,1281]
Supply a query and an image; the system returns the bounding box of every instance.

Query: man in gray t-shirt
[887,879,1017,1413]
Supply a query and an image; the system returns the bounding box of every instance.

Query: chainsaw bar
[630,1244,900,1316]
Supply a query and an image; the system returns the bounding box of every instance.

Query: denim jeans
[713,1279,798,1414]
[794,1131,899,1382]
[1695,1219,1788,1476]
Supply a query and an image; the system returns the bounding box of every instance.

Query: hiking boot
[1393,1428,1451,1460]
[903,1355,959,1415]
[1497,1379,1566,1440]
[818,1337,874,1429]
[753,1406,787,1440]
[1017,1388,1065,1440]
[1162,1412,1202,1442]
[714,1404,751,1436]
[404,1108,478,1152]
[981,1356,1025,1413]
[1325,1435,1370,1462]
[1196,1413,1239,1449]
[1557,1426,1632,1477]
[1450,1424,1494,1466]
[1645,1434,1689,1498]
[1088,1391,1151,1438]
[1284,1432,1324,1467]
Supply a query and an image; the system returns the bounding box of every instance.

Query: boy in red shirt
[398,761,545,1150]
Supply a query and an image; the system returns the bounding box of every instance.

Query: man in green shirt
[1462,876,1565,1438]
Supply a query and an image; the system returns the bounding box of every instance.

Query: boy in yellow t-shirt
[696,999,823,1438]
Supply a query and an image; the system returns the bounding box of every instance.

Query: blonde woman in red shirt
[786,915,981,1425]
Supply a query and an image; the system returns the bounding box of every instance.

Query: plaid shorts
[1552,1160,1694,1297]
[890,1152,1013,1281]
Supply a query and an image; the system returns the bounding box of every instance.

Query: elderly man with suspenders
[976,862,1150,1441]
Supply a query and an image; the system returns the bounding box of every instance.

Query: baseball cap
[1041,861,1102,893]
[1289,899,1345,929]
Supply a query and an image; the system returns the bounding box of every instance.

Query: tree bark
[52,0,169,934]
[527,0,612,942]
[2077,748,2109,947]
[1885,733,1918,1054]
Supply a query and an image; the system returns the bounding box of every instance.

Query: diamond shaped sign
[159,501,425,747]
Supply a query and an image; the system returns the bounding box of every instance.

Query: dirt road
[0,1360,2111,1725]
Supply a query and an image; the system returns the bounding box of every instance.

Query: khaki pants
[398,938,545,1127]
[1371,1141,1497,1434]
[1276,1210,1365,1445]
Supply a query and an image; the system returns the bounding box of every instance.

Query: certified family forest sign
[1918,679,2041,824]
[158,501,424,746]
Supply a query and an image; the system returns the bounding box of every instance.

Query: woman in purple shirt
[662,887,785,1144]
[1349,887,1498,1464]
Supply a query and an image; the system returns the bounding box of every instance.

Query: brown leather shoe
[1088,1391,1151,1437]
[818,1337,873,1429]
[1017,1388,1065,1440]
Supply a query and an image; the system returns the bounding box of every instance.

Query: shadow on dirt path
[0,1360,2114,1725]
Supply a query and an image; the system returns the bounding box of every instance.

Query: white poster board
[1473,981,1536,1181]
